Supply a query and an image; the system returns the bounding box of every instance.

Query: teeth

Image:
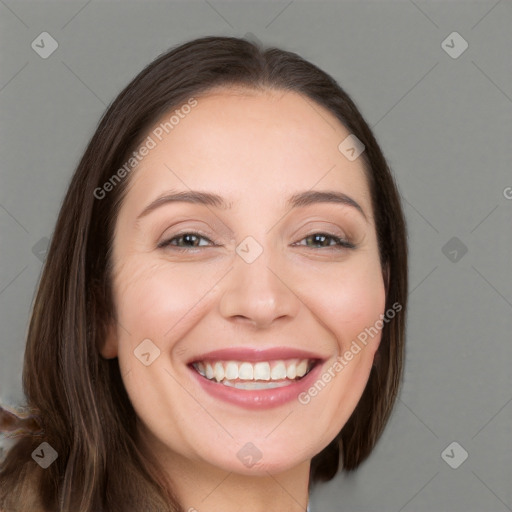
[213,362,224,382]
[253,362,270,380]
[192,358,314,385]
[196,361,206,375]
[270,362,287,380]
[223,380,292,390]
[238,362,254,380]
[286,363,297,379]
[296,360,308,378]
[225,361,238,380]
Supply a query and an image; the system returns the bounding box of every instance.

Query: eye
[294,232,356,249]
[157,231,355,252]
[157,232,215,250]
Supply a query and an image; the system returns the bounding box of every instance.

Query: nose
[218,247,301,329]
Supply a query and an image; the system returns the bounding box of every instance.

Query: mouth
[190,358,319,390]
[186,347,327,409]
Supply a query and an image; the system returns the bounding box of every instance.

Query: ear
[99,320,118,359]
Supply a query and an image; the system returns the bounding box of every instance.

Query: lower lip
[188,361,324,409]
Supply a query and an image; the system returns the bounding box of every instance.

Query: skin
[100,87,386,512]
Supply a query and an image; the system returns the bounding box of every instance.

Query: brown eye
[158,232,213,249]
[296,233,355,249]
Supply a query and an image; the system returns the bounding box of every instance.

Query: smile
[191,358,316,390]
[187,347,326,408]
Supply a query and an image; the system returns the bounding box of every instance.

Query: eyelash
[157,232,356,251]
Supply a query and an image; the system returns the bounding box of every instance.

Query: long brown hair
[0,35,407,511]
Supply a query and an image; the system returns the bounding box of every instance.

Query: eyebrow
[136,189,367,221]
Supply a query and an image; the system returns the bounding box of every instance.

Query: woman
[0,36,407,511]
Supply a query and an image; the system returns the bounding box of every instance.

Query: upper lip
[187,347,327,364]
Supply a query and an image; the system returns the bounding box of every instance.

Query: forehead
[122,88,372,219]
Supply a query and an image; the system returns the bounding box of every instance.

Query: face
[101,88,386,477]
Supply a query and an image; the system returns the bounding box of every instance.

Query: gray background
[1,1,511,511]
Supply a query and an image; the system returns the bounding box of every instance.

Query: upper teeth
[193,359,311,383]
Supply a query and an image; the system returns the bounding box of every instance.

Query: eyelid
[290,219,354,243]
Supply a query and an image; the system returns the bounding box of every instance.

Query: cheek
[295,263,386,436]
[111,259,220,440]
[113,257,222,345]
[301,260,386,353]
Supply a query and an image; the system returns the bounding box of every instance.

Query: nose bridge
[218,235,300,327]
